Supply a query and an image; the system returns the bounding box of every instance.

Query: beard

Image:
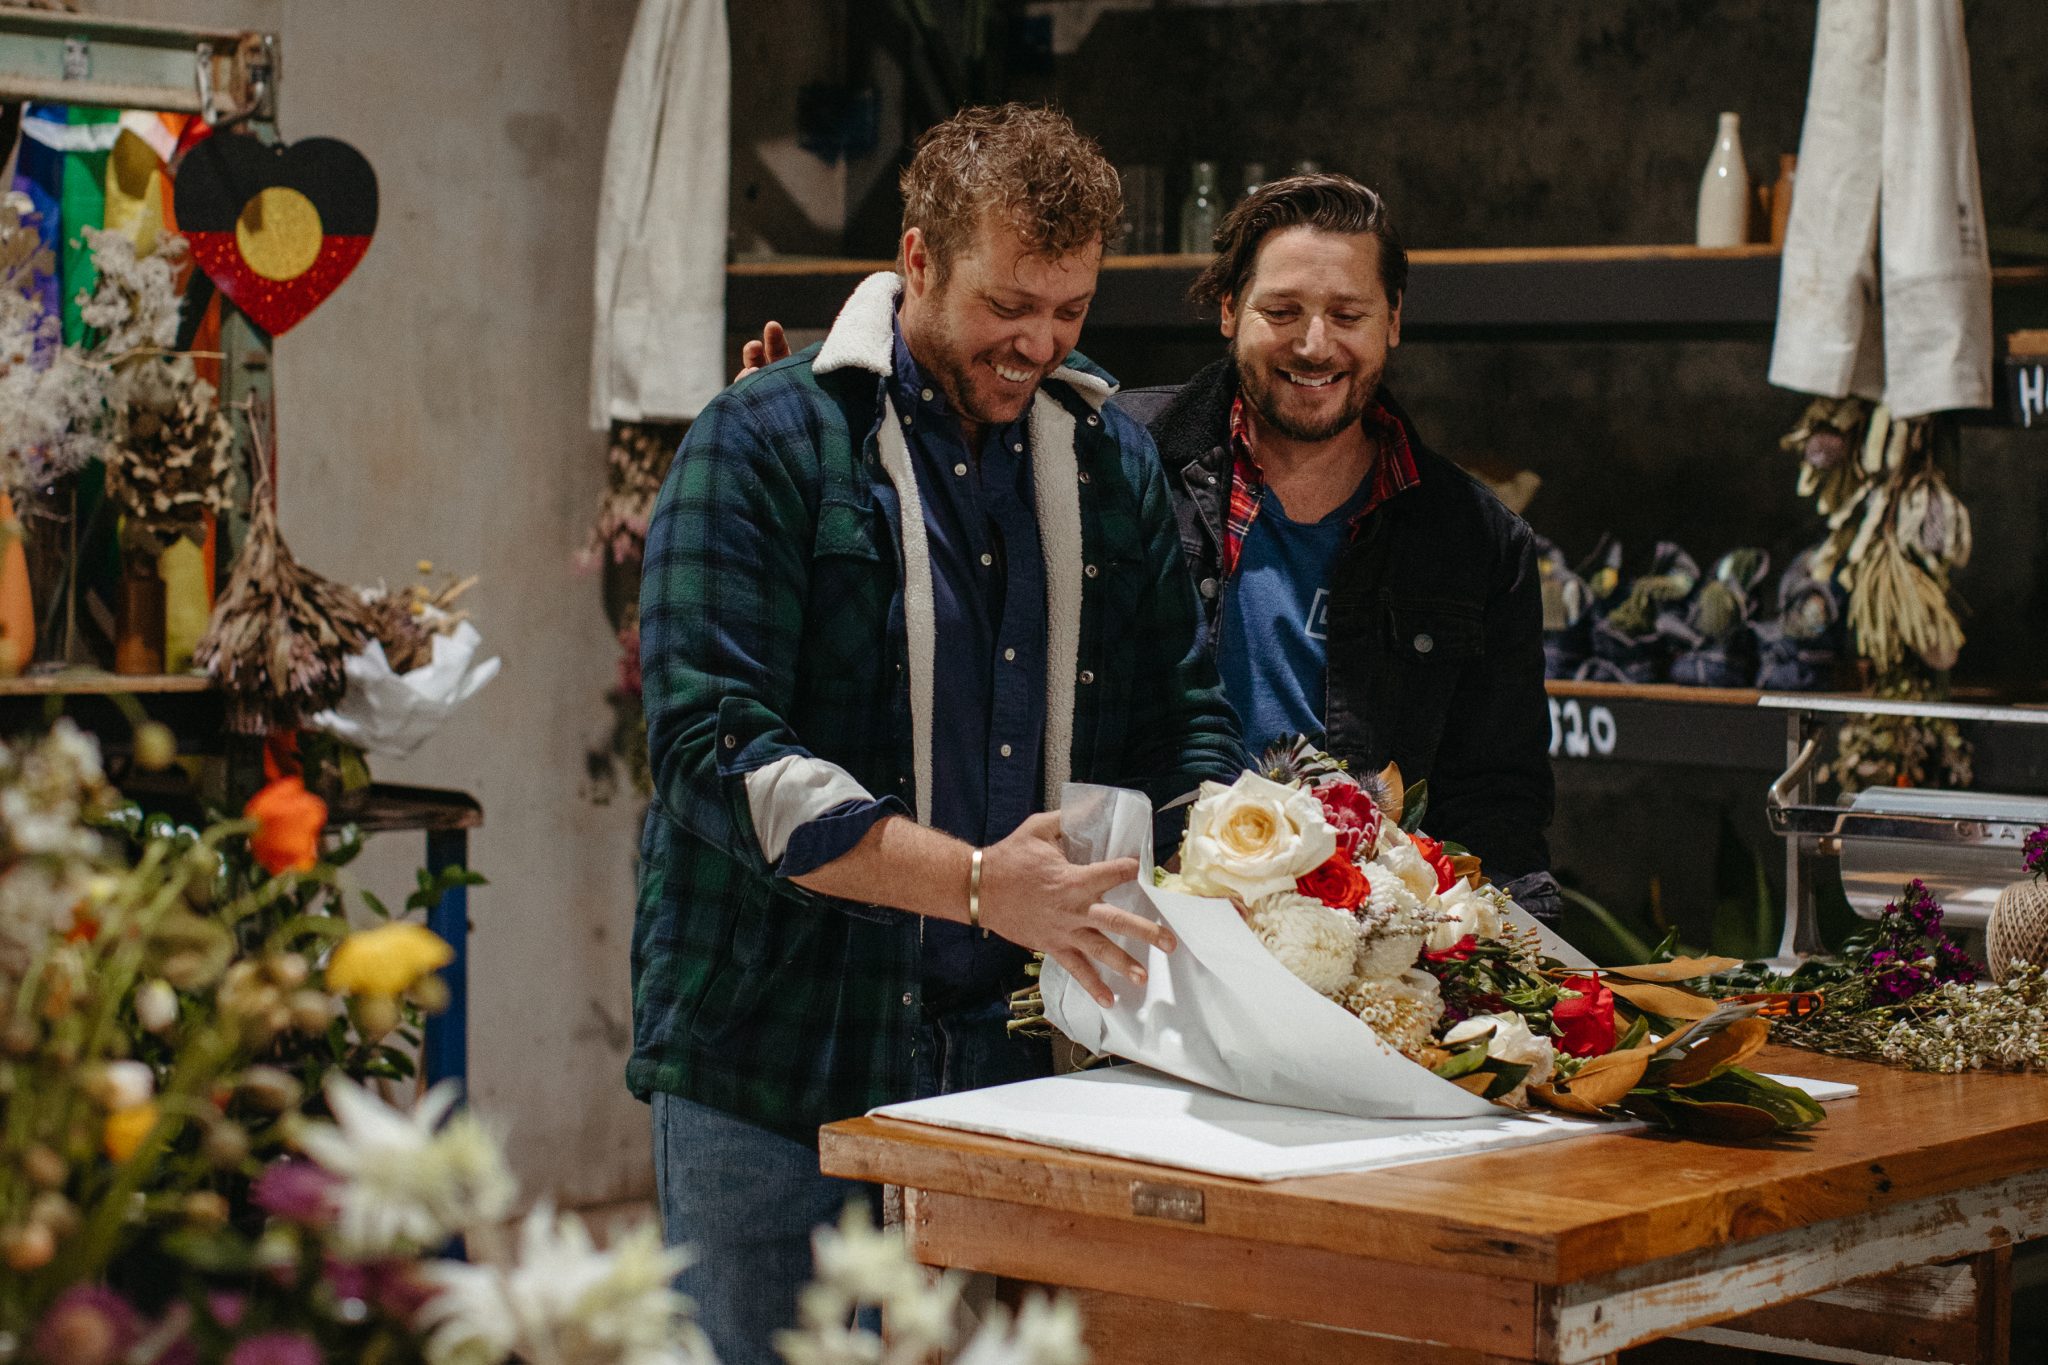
[915,299,1044,430]
[1231,337,1381,444]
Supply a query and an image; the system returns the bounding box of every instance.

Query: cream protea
[1370,840,1440,903]
[1244,890,1358,997]
[1425,880,1506,953]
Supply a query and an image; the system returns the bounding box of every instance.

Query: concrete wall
[83,0,652,1207]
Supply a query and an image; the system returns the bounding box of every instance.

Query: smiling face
[1222,225,1402,444]
[898,213,1101,432]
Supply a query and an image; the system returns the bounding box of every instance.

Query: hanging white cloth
[589,0,730,429]
[1769,0,1992,419]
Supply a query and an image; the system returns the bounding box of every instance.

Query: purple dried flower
[251,1160,339,1225]
[31,1287,142,1365]
[226,1333,321,1365]
[1934,935,1981,985]
[206,1292,247,1329]
[2025,824,2048,880]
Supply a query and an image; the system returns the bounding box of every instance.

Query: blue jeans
[652,996,1049,1365]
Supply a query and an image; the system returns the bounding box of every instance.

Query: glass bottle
[1695,112,1750,248]
[1179,160,1220,254]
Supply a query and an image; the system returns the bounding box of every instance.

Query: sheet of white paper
[875,1065,1631,1181]
[1763,1073,1859,1101]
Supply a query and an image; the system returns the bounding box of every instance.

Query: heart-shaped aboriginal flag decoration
[172,133,377,337]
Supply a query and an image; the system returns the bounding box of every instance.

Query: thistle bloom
[244,777,326,875]
[30,1286,140,1365]
[294,1077,514,1255]
[325,922,453,998]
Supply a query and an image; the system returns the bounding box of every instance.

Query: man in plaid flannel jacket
[631,106,1243,1364]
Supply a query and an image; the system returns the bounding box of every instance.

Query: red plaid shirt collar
[1222,393,1421,577]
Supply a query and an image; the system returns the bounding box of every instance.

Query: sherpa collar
[813,271,1118,409]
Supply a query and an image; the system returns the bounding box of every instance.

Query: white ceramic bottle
[1695,111,1750,248]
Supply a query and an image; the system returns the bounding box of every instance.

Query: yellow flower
[104,1102,160,1162]
[326,923,453,998]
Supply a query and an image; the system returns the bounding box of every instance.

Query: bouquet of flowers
[1106,739,1826,1138]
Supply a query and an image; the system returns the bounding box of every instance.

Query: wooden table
[820,1049,2048,1364]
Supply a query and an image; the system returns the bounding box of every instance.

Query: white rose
[1371,820,1411,860]
[1443,1011,1556,1106]
[1180,772,1337,903]
[1425,882,1504,952]
[1245,890,1357,997]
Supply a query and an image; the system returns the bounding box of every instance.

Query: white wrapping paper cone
[1042,783,1499,1121]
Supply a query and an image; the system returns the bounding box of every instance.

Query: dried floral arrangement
[193,403,374,732]
[1718,880,2046,1073]
[580,419,679,804]
[354,563,478,675]
[1780,398,1973,791]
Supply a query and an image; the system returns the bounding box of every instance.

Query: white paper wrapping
[1042,783,1499,1121]
[308,622,501,758]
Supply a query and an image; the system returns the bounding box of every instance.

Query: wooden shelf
[330,783,482,835]
[730,246,2048,342]
[0,670,212,696]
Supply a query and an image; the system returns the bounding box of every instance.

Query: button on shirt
[779,318,1045,1011]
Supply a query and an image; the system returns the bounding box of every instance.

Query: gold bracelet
[968,847,984,932]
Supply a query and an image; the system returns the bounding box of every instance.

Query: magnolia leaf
[1431,1034,1494,1080]
[1448,854,1485,885]
[1373,761,1405,819]
[1528,1081,1606,1116]
[1615,1012,1652,1051]
[1448,1072,1495,1097]
[1687,1067,1826,1130]
[1608,980,1719,1020]
[1605,956,1744,983]
[1536,1045,1653,1112]
[1400,778,1430,832]
[1634,1092,1784,1141]
[1480,1060,1532,1101]
[1654,1018,1771,1088]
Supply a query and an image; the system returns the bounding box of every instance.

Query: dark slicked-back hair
[898,103,1123,283]
[1190,173,1408,310]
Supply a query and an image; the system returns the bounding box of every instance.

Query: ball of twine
[1987,879,2048,984]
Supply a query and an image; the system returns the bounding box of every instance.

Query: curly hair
[899,104,1123,281]
[1190,173,1408,311]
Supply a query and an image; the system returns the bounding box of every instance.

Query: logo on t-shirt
[1305,588,1330,642]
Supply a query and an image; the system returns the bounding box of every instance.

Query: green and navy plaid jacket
[629,273,1245,1143]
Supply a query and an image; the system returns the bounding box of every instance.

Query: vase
[1179,160,1220,255]
[114,553,166,675]
[159,533,212,673]
[0,492,34,677]
[19,478,83,669]
[1696,112,1750,248]
[1987,880,2048,984]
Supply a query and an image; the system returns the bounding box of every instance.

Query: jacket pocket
[1386,598,1485,664]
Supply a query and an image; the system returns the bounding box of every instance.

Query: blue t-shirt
[1216,482,1370,754]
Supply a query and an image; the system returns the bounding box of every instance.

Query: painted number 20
[1549,698,1617,759]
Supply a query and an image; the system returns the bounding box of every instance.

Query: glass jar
[1179,160,1220,255]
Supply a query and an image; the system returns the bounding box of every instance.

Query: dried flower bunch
[0,201,100,493]
[195,403,375,732]
[580,419,682,571]
[1722,880,2046,1074]
[101,357,238,548]
[356,563,479,674]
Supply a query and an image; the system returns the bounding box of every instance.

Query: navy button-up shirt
[781,316,1046,1010]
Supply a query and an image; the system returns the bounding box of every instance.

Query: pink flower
[252,1160,340,1225]
[227,1333,320,1365]
[31,1287,141,1365]
[1313,778,1380,858]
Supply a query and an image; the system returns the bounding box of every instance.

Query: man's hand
[736,321,790,381]
[979,811,1173,1007]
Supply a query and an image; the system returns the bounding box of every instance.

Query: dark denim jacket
[1115,358,1559,912]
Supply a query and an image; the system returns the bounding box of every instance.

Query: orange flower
[244,778,327,876]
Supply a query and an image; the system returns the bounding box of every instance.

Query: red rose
[1553,974,1617,1058]
[1422,934,1477,963]
[1314,779,1381,858]
[1296,854,1369,911]
[1410,833,1461,894]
